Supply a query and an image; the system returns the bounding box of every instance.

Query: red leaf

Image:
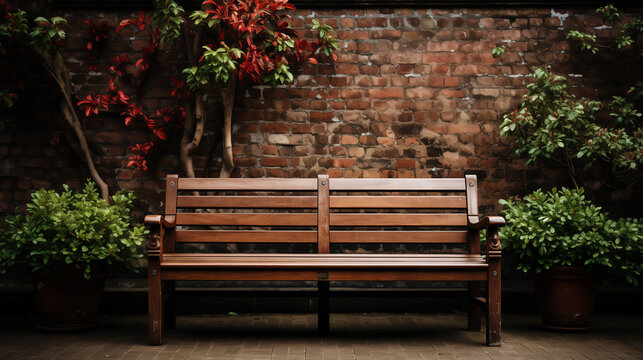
[331,53,338,61]
[308,57,317,64]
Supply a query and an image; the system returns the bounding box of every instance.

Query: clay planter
[32,268,107,331]
[533,266,597,331]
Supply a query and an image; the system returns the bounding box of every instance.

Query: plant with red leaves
[121,104,147,127]
[116,11,146,32]
[126,154,148,171]
[178,0,337,177]
[108,54,130,77]
[105,78,130,105]
[144,117,168,140]
[170,78,191,100]
[156,106,184,128]
[77,94,108,117]
[127,141,154,171]
[134,31,159,78]
[128,142,154,155]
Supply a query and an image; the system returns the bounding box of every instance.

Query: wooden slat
[164,253,484,258]
[162,269,488,282]
[160,254,487,268]
[318,175,330,254]
[178,178,317,191]
[329,178,465,191]
[173,230,317,243]
[330,196,466,208]
[175,213,317,226]
[330,231,468,243]
[176,196,317,208]
[329,213,467,226]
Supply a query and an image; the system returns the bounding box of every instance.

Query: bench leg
[148,264,163,345]
[468,281,482,331]
[163,280,176,329]
[318,281,329,333]
[486,262,501,346]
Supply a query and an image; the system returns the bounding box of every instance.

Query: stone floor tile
[0,313,642,360]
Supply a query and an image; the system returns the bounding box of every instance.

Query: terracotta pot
[32,267,107,331]
[533,266,597,331]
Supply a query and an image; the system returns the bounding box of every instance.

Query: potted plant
[499,187,642,330]
[0,181,146,330]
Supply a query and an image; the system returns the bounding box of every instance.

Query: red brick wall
[1,6,641,217]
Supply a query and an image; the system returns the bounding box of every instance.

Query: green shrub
[499,66,642,189]
[0,181,146,279]
[499,187,642,285]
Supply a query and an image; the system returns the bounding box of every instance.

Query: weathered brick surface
[1,7,641,217]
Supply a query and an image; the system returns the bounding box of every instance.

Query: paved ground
[0,313,642,359]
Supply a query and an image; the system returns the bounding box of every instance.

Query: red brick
[391,53,422,64]
[370,30,402,39]
[341,89,363,99]
[340,18,355,28]
[341,135,359,145]
[292,124,313,134]
[395,159,416,169]
[453,65,479,76]
[336,64,360,74]
[260,157,288,167]
[368,88,405,99]
[440,89,467,98]
[330,101,346,110]
[310,112,335,122]
[346,100,370,110]
[447,124,481,134]
[360,65,379,75]
[330,76,351,87]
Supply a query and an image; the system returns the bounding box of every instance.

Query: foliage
[499,187,643,285]
[596,4,621,23]
[565,5,643,52]
[491,44,505,58]
[499,66,642,188]
[152,0,184,44]
[183,44,243,88]
[566,30,597,53]
[0,2,27,48]
[76,0,337,176]
[0,182,146,279]
[30,16,68,50]
[181,0,338,91]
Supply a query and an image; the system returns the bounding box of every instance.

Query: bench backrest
[163,174,480,255]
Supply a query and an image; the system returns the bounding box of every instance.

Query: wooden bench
[145,174,504,346]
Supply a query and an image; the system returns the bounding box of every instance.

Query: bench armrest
[144,215,176,229]
[144,215,175,259]
[468,216,504,261]
[468,216,505,230]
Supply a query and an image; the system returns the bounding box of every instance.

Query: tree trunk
[29,46,110,201]
[180,100,197,178]
[219,77,237,178]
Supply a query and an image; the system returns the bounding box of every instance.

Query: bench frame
[145,174,504,346]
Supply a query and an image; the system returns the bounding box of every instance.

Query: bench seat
[160,253,488,269]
